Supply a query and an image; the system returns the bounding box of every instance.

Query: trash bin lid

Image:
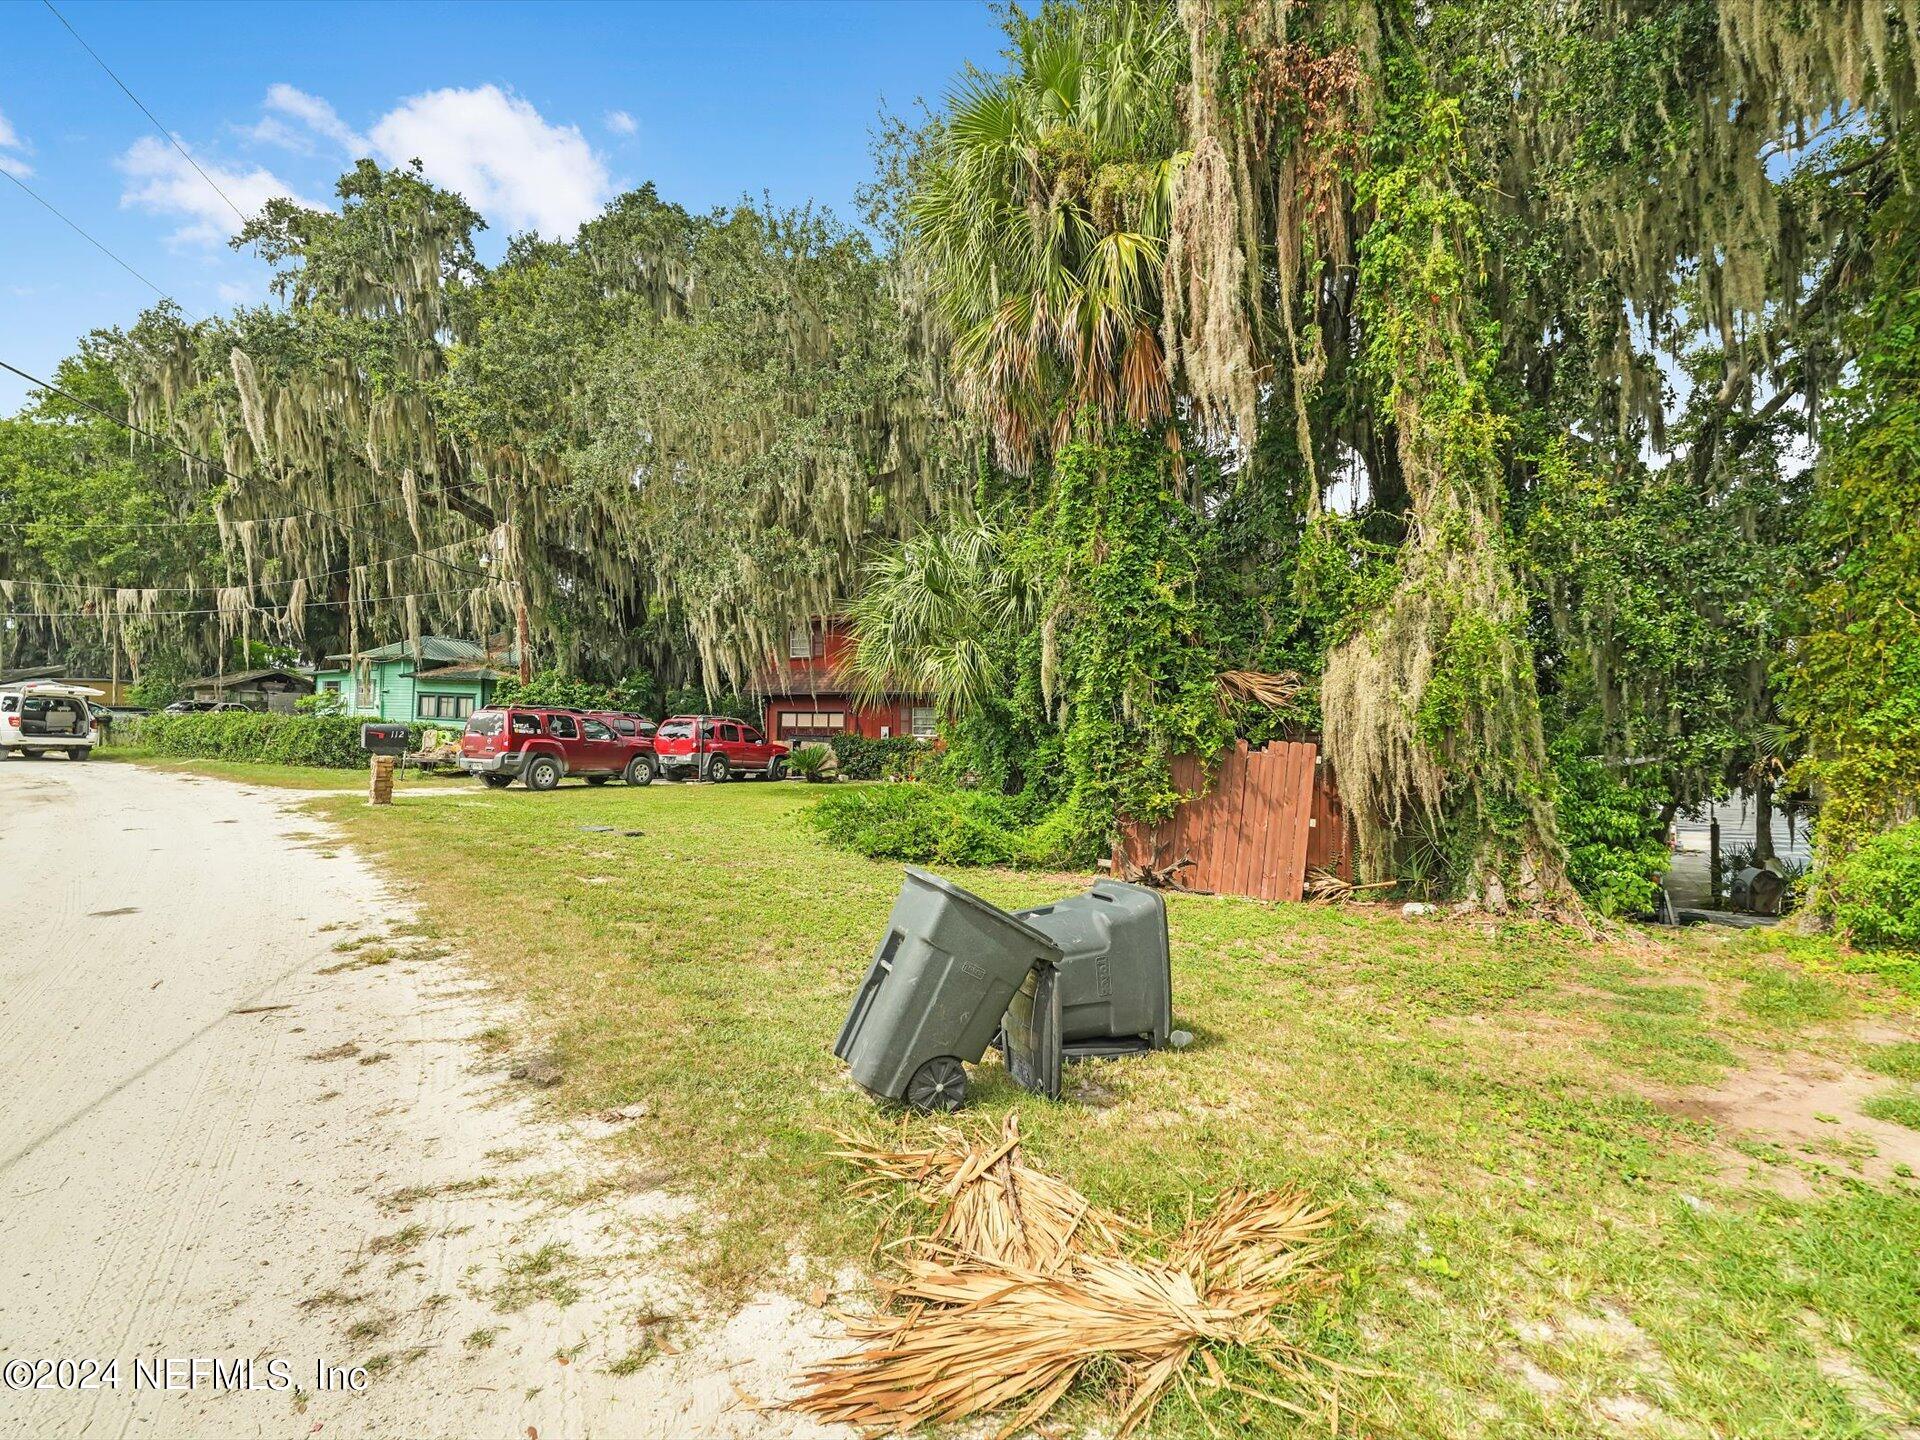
[901,867,1062,957]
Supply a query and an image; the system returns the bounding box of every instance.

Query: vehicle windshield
[465,710,505,737]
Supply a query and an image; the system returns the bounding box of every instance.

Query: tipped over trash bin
[834,867,1178,1111]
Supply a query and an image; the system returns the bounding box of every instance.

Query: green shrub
[832,735,934,780]
[806,780,1105,869]
[807,783,1024,866]
[787,743,833,781]
[1551,741,1669,917]
[1829,820,1920,951]
[128,711,422,768]
[494,668,660,715]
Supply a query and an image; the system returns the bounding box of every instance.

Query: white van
[0,682,101,760]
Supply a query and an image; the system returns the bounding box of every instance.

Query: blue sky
[0,0,1004,411]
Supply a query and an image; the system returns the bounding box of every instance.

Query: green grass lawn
[103,748,469,792]
[176,762,1920,1437]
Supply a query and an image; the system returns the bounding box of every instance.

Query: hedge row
[127,712,429,769]
[830,734,935,781]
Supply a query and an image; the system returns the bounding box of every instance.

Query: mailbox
[360,723,412,757]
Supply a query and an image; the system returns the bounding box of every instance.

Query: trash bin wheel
[905,1056,967,1113]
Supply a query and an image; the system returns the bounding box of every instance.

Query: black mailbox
[360,723,412,757]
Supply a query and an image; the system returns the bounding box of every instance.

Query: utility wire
[42,0,251,227]
[0,541,485,592]
[0,169,200,321]
[0,358,498,585]
[3,584,496,621]
[0,480,483,532]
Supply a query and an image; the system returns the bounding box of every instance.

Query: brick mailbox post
[360,724,410,805]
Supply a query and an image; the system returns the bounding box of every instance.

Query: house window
[780,710,847,737]
[418,692,474,720]
[788,624,826,660]
[321,679,341,694]
[909,706,938,739]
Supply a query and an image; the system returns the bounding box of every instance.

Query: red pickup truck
[459,706,657,790]
[653,714,788,782]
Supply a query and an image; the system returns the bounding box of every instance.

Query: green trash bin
[1002,880,1173,1099]
[833,867,1062,1111]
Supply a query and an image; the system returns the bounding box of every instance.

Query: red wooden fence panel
[1113,740,1348,902]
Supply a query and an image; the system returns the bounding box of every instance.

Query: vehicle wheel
[905,1056,967,1113]
[70,748,91,761]
[706,755,731,783]
[524,756,561,792]
[624,756,654,786]
[481,774,512,789]
[586,775,612,786]
[767,758,786,782]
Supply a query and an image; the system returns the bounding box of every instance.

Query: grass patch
[1863,1041,1920,1081]
[1861,1091,1920,1131]
[1736,964,1849,1027]
[493,1243,581,1313]
[295,777,1920,1439]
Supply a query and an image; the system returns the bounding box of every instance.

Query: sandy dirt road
[0,759,846,1439]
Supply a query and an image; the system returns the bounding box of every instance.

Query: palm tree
[905,0,1185,471]
[846,523,1029,717]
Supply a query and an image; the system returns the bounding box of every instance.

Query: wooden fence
[1113,740,1351,903]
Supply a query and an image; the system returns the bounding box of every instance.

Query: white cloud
[263,83,368,156]
[604,109,637,137]
[368,85,609,239]
[118,135,318,246]
[0,107,32,178]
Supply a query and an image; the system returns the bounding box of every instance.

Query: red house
[759,619,936,745]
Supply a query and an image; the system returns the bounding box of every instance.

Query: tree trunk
[1753,779,1778,865]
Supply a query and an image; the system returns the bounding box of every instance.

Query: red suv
[459,706,657,791]
[653,714,788,782]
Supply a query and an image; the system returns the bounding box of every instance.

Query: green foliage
[132,711,417,768]
[1828,821,1920,953]
[830,735,932,781]
[807,784,1024,867]
[1550,737,1669,917]
[786,744,833,781]
[0,346,220,680]
[1781,149,1920,868]
[661,688,759,725]
[1860,1091,1920,1132]
[1023,426,1235,841]
[296,689,347,716]
[805,781,1083,869]
[126,657,188,710]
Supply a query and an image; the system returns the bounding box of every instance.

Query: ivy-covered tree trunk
[1319,54,1575,910]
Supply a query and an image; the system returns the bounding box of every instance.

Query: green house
[313,637,512,725]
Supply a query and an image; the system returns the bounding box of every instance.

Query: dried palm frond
[791,1117,1343,1438]
[828,1114,1130,1270]
[1219,668,1305,710]
[1305,868,1399,903]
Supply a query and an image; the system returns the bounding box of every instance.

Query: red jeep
[653,714,788,782]
[459,706,657,791]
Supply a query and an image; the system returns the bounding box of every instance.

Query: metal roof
[320,636,489,666]
[187,668,316,689]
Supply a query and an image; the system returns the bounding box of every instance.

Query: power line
[0,541,485,593]
[0,169,200,321]
[0,358,498,585]
[0,480,484,533]
[43,0,250,227]
[3,583,498,622]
